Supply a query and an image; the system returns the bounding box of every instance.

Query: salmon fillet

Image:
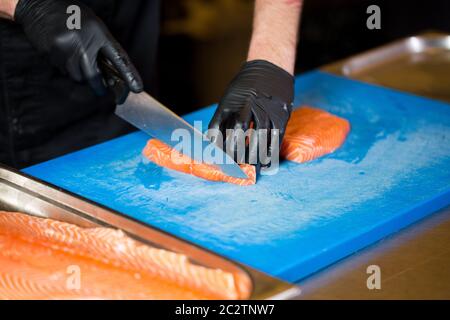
[143,139,256,186]
[0,211,248,300]
[142,106,349,184]
[281,106,350,163]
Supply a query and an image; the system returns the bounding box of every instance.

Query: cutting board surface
[24,72,450,282]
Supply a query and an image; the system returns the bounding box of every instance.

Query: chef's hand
[14,0,143,95]
[208,60,294,170]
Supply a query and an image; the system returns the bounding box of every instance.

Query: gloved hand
[14,0,143,96]
[208,60,294,170]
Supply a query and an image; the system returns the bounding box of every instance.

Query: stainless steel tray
[0,165,301,300]
[322,32,450,103]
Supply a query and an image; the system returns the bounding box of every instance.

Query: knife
[99,57,248,179]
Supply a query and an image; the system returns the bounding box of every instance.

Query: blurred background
[156,0,450,114]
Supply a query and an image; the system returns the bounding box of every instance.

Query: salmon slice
[281,106,350,163]
[142,106,349,184]
[143,139,256,186]
[0,235,215,300]
[0,211,249,300]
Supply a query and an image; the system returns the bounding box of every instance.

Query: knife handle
[98,55,130,105]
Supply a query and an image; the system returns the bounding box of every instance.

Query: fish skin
[0,212,247,300]
[142,106,350,183]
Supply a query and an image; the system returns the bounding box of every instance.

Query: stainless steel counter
[298,206,450,299]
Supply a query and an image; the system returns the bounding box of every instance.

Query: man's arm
[0,0,18,19]
[209,0,303,169]
[248,0,303,75]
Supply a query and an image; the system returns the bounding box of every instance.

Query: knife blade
[115,92,248,179]
[98,56,248,179]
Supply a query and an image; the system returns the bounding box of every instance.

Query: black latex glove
[14,0,143,96]
[209,60,294,170]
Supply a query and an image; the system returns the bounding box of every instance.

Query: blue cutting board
[24,71,450,282]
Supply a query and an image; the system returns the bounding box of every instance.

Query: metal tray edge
[321,31,450,76]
